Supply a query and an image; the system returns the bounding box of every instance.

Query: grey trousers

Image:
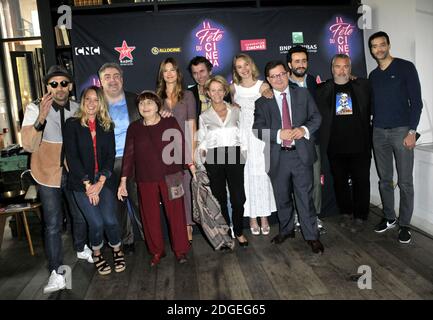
[312,144,322,215]
[113,157,144,244]
[272,150,318,240]
[372,127,414,227]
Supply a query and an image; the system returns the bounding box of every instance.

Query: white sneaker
[43,270,66,294]
[77,244,94,263]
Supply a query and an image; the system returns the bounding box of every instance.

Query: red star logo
[115,40,136,61]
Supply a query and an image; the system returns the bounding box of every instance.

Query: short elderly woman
[118,91,193,267]
[197,76,248,247]
[64,86,125,275]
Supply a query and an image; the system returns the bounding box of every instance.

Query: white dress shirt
[197,102,245,152]
[274,87,310,145]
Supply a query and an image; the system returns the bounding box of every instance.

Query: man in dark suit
[98,62,142,254]
[316,54,372,232]
[253,61,323,253]
[287,45,324,232]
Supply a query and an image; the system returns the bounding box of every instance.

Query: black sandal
[113,249,126,273]
[93,254,111,275]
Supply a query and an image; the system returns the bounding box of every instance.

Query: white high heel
[261,225,270,235]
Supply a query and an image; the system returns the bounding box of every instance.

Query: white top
[233,80,263,102]
[197,102,244,152]
[233,80,277,218]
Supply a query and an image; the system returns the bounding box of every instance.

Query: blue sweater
[369,58,422,130]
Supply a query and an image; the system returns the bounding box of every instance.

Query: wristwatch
[408,129,416,135]
[33,119,46,131]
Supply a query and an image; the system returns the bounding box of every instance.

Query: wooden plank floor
[1,208,433,300]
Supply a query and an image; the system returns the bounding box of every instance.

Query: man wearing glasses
[98,63,142,255]
[253,61,323,253]
[22,65,92,294]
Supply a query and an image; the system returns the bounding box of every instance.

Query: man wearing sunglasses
[21,65,92,294]
[253,61,324,254]
[98,62,142,255]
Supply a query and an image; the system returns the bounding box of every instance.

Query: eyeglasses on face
[48,80,70,88]
[268,71,288,80]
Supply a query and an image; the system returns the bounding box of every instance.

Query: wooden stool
[0,202,42,256]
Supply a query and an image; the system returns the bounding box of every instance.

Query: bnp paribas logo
[292,32,304,44]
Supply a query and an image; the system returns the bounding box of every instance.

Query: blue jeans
[38,172,87,272]
[373,127,414,226]
[73,187,121,250]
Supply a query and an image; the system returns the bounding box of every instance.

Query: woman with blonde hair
[64,86,125,275]
[230,53,276,236]
[156,57,197,243]
[197,75,248,247]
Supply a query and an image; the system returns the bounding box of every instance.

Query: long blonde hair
[232,53,260,85]
[76,86,113,131]
[156,57,184,103]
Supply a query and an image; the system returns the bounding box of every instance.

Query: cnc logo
[74,46,100,56]
[114,40,136,66]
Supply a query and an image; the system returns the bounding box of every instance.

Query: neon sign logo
[329,17,354,56]
[195,21,224,67]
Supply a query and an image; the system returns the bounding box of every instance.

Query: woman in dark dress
[156,57,197,243]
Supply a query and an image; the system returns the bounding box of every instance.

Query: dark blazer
[64,117,116,192]
[188,84,232,126]
[289,73,318,100]
[315,78,372,158]
[253,86,322,179]
[289,74,319,144]
[125,91,141,123]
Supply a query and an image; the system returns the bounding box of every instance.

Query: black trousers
[205,147,246,237]
[328,152,371,220]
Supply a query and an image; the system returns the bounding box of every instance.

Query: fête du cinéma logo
[194,20,224,68]
[328,17,355,56]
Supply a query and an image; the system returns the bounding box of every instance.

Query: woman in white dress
[230,53,276,236]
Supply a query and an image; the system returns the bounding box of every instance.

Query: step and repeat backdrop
[71,6,367,217]
[71,6,366,94]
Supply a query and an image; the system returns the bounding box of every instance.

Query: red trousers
[137,180,190,257]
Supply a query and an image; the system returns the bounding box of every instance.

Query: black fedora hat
[43,65,72,85]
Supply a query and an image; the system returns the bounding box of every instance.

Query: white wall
[362,0,433,235]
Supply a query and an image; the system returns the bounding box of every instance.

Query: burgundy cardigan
[121,117,186,182]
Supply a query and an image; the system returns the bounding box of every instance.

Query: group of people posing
[21,31,423,294]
